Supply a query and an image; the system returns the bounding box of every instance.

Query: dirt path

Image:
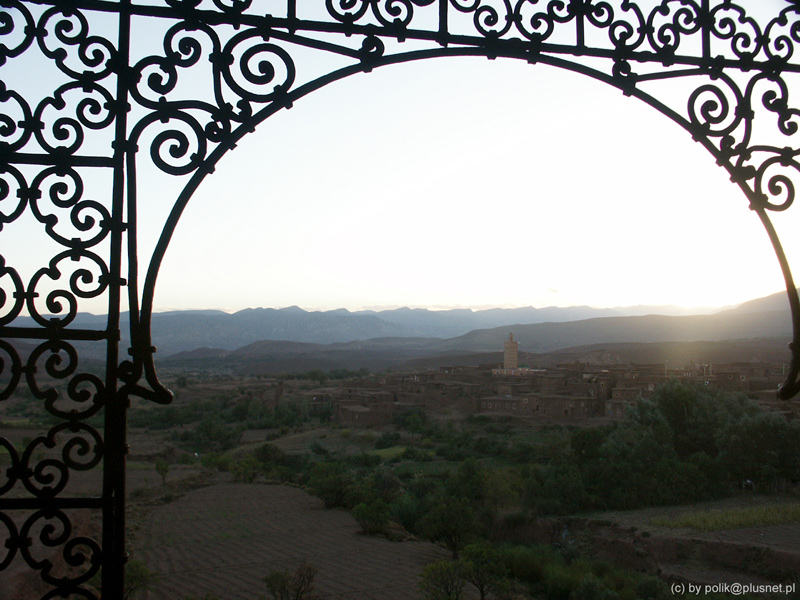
[134,483,449,600]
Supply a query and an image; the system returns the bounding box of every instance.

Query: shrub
[570,574,619,600]
[375,431,402,449]
[497,544,562,584]
[231,454,262,483]
[308,462,355,508]
[391,493,423,532]
[419,560,465,600]
[124,559,157,600]
[263,562,320,600]
[543,562,586,600]
[352,500,391,535]
[254,442,286,465]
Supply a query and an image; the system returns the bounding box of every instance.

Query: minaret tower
[504,332,518,370]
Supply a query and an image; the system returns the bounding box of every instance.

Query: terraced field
[134,483,449,600]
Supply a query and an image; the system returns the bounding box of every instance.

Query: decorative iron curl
[63,374,105,419]
[751,156,798,212]
[0,163,27,229]
[688,76,744,141]
[0,83,33,152]
[27,250,109,328]
[648,0,701,54]
[765,6,800,63]
[35,6,115,81]
[211,0,253,16]
[326,0,371,25]
[758,76,800,138]
[19,421,103,497]
[604,1,647,50]
[723,75,800,212]
[358,35,386,66]
[0,337,21,398]
[41,588,99,600]
[585,0,614,31]
[145,111,208,176]
[473,0,514,38]
[221,32,296,104]
[132,21,222,110]
[0,435,20,495]
[18,509,101,589]
[451,0,479,12]
[33,83,116,156]
[516,0,572,43]
[131,23,297,159]
[26,369,108,422]
[0,511,18,573]
[28,167,111,250]
[131,31,296,176]
[710,3,761,61]
[0,255,23,326]
[372,0,435,29]
[26,340,79,393]
[0,0,35,65]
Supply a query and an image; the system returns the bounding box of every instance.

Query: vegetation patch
[651,502,800,532]
[369,445,407,460]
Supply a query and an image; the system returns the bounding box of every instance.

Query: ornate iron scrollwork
[1,0,799,597]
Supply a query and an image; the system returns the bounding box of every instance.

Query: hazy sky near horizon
[5,2,800,316]
[151,57,798,314]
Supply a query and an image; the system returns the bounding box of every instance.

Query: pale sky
[150,57,796,313]
[4,3,799,317]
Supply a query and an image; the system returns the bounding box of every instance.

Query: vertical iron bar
[701,0,710,61]
[439,0,448,44]
[754,206,800,399]
[103,0,132,595]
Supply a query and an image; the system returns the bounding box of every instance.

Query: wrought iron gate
[1,0,799,597]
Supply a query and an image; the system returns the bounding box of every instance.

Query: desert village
[286,333,794,429]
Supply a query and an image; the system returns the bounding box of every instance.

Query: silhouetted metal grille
[1,0,799,596]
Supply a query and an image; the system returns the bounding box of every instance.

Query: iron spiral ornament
[1,0,800,596]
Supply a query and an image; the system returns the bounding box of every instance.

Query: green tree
[232,454,262,483]
[460,543,508,600]
[525,464,590,515]
[369,467,403,503]
[352,499,391,535]
[263,562,320,600]
[308,462,355,508]
[419,560,465,600]
[646,381,756,459]
[254,442,287,465]
[719,412,800,485]
[569,574,619,600]
[420,496,480,559]
[305,370,328,384]
[448,458,488,504]
[124,559,157,600]
[155,458,169,485]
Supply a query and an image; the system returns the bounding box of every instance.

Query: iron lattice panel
[0,0,799,597]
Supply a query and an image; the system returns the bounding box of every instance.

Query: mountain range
[137,296,763,354]
[12,290,795,372]
[154,290,796,373]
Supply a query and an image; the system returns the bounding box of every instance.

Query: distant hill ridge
[11,289,795,359]
[152,290,791,355]
[158,290,797,374]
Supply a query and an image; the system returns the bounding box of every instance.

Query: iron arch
[1,1,800,597]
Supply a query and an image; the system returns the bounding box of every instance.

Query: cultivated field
[134,483,450,600]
